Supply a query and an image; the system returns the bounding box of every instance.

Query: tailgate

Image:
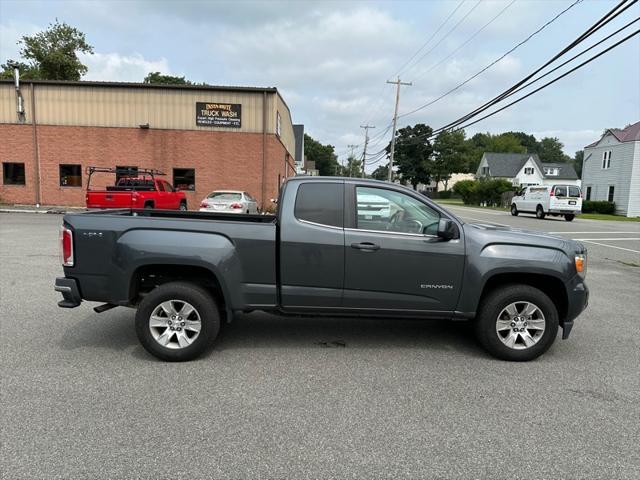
[86,191,134,208]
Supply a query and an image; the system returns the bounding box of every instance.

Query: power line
[392,0,468,78]
[450,27,640,133]
[411,0,517,85]
[430,0,637,136]
[399,0,584,119]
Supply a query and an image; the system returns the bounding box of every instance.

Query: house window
[173,168,195,191]
[543,167,558,176]
[524,167,534,175]
[116,165,138,181]
[602,151,612,169]
[585,186,591,201]
[481,166,489,175]
[608,185,615,202]
[2,162,25,185]
[59,164,82,187]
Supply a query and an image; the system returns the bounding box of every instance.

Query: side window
[156,181,165,192]
[294,183,343,227]
[554,186,567,197]
[3,162,26,185]
[356,186,440,235]
[59,164,82,187]
[585,186,591,201]
[568,186,580,198]
[608,185,615,202]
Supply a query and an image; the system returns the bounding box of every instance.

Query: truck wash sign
[196,102,242,128]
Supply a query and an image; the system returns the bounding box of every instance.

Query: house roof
[584,120,640,148]
[481,152,578,180]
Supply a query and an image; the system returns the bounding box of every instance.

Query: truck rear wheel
[535,205,546,219]
[474,284,559,361]
[135,281,220,361]
[564,214,575,222]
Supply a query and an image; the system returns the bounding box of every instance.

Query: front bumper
[562,278,589,339]
[55,277,82,308]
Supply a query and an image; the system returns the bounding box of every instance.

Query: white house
[582,121,640,217]
[476,152,580,187]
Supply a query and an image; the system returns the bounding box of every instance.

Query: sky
[1,0,638,170]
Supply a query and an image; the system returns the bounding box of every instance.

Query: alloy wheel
[495,301,546,350]
[149,300,202,349]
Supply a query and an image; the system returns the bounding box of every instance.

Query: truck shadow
[59,309,486,360]
[211,312,485,357]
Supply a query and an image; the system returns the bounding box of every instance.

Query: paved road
[1,212,639,479]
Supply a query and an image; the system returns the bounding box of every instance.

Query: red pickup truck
[85,167,187,210]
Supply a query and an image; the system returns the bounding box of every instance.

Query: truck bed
[101,208,277,223]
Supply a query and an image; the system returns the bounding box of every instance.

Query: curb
[0,208,75,215]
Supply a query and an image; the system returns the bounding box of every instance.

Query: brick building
[0,79,298,209]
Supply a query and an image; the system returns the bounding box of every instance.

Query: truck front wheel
[474,284,559,361]
[135,281,221,361]
[535,205,546,219]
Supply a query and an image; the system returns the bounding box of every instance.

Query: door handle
[351,242,380,251]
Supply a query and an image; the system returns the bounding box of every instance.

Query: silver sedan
[199,190,259,214]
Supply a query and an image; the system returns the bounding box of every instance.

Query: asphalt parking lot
[1,211,639,479]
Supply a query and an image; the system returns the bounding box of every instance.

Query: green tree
[304,134,339,176]
[573,150,584,178]
[370,164,389,181]
[386,123,433,189]
[505,131,539,154]
[537,137,571,163]
[143,72,193,85]
[431,130,470,190]
[339,155,363,177]
[0,60,40,80]
[1,20,94,80]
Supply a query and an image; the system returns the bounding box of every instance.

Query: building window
[2,162,25,185]
[602,151,612,169]
[116,165,138,181]
[608,185,615,202]
[524,167,534,175]
[481,166,489,175]
[59,164,82,187]
[585,186,591,201]
[543,167,558,176]
[276,111,282,137]
[173,168,195,191]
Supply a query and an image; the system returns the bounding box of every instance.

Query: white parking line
[574,238,640,241]
[578,240,640,254]
[547,231,639,234]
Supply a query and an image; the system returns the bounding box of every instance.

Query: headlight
[575,253,587,278]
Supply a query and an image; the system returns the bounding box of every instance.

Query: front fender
[457,242,573,314]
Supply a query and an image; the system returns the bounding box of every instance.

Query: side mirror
[437,218,457,240]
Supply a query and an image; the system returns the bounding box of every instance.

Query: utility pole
[359,125,375,178]
[347,144,357,177]
[386,77,411,182]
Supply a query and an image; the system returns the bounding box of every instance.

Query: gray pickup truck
[56,176,589,362]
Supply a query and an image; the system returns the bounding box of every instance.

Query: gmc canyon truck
[55,177,589,362]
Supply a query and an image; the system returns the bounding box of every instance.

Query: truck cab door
[279,181,345,309]
[342,184,465,314]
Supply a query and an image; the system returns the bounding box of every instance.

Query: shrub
[453,180,477,204]
[582,200,615,214]
[435,190,453,199]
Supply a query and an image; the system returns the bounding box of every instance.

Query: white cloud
[0,21,40,61]
[532,129,603,155]
[80,52,171,82]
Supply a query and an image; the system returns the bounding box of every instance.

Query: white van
[511,184,582,221]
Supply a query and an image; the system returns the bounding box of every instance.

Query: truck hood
[463,222,586,255]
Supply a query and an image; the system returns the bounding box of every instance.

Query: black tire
[510,204,518,216]
[179,201,188,211]
[564,214,575,222]
[135,281,220,361]
[535,205,546,219]
[474,284,559,361]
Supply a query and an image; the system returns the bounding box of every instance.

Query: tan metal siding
[6,84,271,133]
[275,93,295,155]
[0,84,33,124]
